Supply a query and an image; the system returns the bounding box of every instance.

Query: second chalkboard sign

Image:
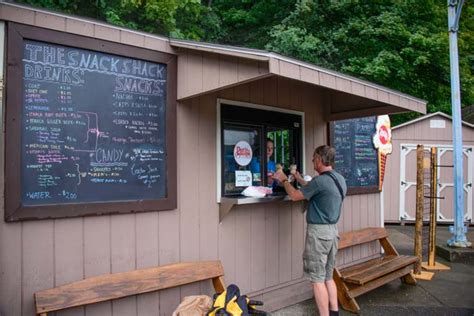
[330,116,379,195]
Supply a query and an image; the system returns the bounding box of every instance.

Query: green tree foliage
[18,0,473,125]
[265,0,474,125]
[208,0,295,48]
[18,0,221,40]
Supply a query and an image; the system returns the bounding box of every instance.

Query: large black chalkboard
[21,40,167,205]
[5,23,177,221]
[330,116,379,194]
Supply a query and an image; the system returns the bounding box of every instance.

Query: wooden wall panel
[0,5,35,24]
[291,202,305,280]
[179,98,202,299]
[234,81,251,103]
[186,51,204,97]
[250,206,266,292]
[235,206,252,293]
[84,216,112,316]
[277,77,291,108]
[22,221,54,315]
[157,209,180,316]
[55,218,84,316]
[0,52,20,313]
[94,24,120,42]
[198,97,219,253]
[110,214,136,316]
[35,11,66,30]
[120,30,145,47]
[136,212,160,316]
[279,203,293,283]
[352,195,362,260]
[218,210,237,285]
[0,222,22,316]
[66,18,94,36]
[238,59,261,82]
[265,204,280,287]
[198,95,219,294]
[178,99,200,260]
[219,55,239,88]
[198,93,219,270]
[177,53,189,102]
[202,54,221,92]
[250,78,265,105]
[178,52,269,100]
[383,139,401,223]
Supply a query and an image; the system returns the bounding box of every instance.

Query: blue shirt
[267,160,276,173]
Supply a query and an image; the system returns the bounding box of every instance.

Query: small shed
[462,104,474,124]
[0,2,426,315]
[383,112,474,224]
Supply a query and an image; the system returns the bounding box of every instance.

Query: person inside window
[249,138,277,189]
[266,138,277,187]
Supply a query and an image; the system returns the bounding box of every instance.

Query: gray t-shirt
[300,170,347,224]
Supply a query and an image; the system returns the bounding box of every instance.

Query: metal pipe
[447,0,471,247]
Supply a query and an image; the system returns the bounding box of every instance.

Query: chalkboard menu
[330,116,379,194]
[5,23,177,221]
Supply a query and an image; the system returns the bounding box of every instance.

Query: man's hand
[273,169,305,201]
[273,170,288,183]
[294,171,308,186]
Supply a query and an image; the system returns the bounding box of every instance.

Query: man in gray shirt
[273,145,346,316]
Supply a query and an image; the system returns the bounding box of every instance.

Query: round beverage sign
[234,141,253,166]
[378,125,389,145]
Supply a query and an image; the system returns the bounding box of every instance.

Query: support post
[428,147,437,266]
[414,145,424,274]
[447,0,471,247]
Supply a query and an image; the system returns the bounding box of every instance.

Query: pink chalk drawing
[73,111,108,152]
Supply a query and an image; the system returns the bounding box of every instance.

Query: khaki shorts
[303,224,339,283]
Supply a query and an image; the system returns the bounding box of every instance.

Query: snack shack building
[0,3,427,315]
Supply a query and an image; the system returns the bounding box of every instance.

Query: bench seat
[341,255,418,285]
[35,260,225,316]
[334,227,418,314]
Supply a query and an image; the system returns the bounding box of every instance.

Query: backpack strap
[321,171,345,223]
[321,171,345,201]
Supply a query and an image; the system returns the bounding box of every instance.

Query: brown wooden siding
[177,50,269,100]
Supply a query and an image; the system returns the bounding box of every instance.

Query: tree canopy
[18,0,474,125]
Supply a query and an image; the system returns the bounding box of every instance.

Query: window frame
[216,99,305,201]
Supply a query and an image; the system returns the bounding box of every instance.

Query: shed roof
[393,111,474,130]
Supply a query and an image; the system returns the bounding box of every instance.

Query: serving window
[220,102,302,197]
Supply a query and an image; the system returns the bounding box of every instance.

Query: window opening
[220,104,302,197]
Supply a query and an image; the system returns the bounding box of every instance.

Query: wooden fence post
[414,145,424,274]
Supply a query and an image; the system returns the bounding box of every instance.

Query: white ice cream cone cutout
[372,115,392,190]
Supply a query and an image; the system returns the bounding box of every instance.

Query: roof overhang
[171,39,427,120]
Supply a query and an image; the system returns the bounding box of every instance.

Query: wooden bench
[334,227,418,314]
[34,260,225,315]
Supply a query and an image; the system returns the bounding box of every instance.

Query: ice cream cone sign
[372,115,392,191]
